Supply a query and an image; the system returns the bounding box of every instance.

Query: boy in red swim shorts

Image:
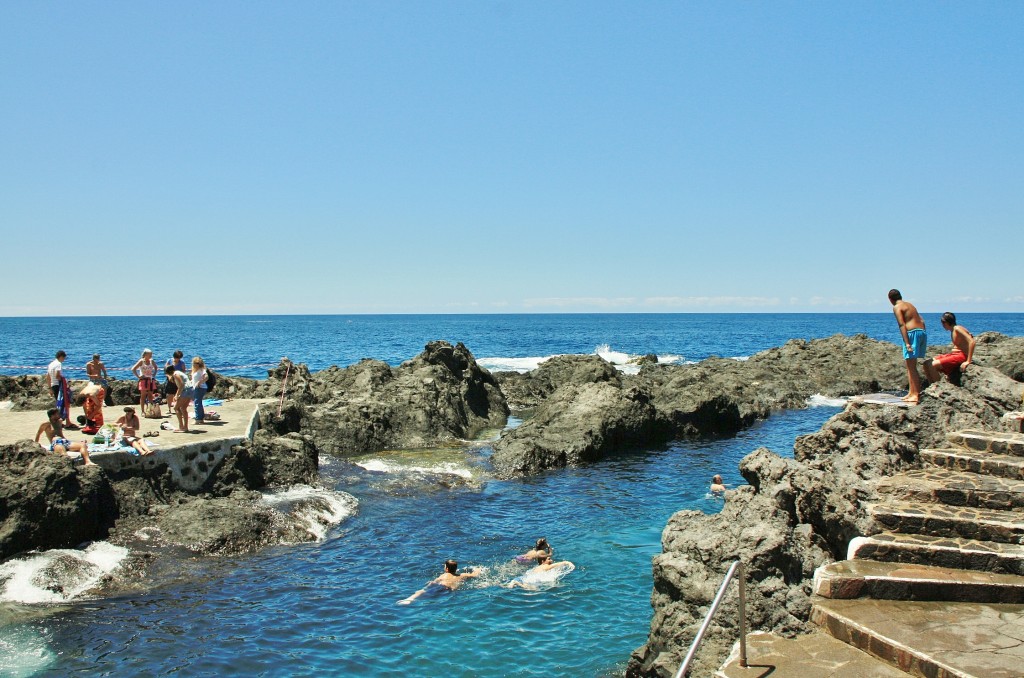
[924,312,975,384]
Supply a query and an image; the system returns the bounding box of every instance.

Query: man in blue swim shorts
[35,408,96,466]
[888,289,927,404]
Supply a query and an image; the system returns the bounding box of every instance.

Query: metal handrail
[673,560,747,678]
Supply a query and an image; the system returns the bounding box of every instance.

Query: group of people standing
[44,348,214,439]
[128,349,212,432]
[888,289,977,405]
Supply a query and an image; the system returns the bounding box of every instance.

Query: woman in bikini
[131,348,160,416]
[515,538,553,564]
[115,406,154,455]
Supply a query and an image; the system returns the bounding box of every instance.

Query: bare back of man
[893,300,925,333]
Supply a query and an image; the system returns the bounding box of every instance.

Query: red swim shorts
[932,351,966,375]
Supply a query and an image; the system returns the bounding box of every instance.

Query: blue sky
[2,2,1021,315]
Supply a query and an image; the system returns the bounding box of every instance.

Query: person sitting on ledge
[924,312,976,385]
[398,559,480,604]
[116,406,154,456]
[35,408,96,466]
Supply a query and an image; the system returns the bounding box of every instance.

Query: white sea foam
[261,485,358,541]
[594,344,632,365]
[481,346,689,375]
[807,394,848,408]
[0,626,56,676]
[355,459,474,479]
[0,542,130,605]
[477,356,556,373]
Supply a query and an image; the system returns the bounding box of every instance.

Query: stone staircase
[812,428,1024,677]
[718,428,1024,677]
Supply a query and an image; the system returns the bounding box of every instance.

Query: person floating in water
[888,289,927,404]
[923,312,976,386]
[398,559,480,605]
[506,553,575,590]
[710,474,726,495]
[515,538,552,564]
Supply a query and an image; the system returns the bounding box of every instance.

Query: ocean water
[2,312,1023,378]
[1,314,1022,677]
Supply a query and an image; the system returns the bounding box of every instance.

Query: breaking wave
[478,345,688,375]
[261,485,359,541]
[0,542,130,605]
[355,458,473,480]
[806,394,847,407]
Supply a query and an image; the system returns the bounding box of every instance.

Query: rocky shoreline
[625,335,1024,677]
[2,333,1023,670]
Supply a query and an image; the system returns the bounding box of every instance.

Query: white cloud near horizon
[522,297,638,309]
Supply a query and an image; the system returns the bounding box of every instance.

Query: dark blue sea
[1,314,1022,677]
[3,313,1023,379]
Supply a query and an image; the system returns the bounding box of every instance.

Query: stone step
[870,501,1024,544]
[813,559,1024,604]
[849,531,1024,575]
[948,429,1024,457]
[715,629,910,677]
[812,597,1024,678]
[876,468,1024,511]
[919,447,1024,481]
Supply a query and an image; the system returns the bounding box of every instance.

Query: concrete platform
[0,399,272,491]
[716,630,909,677]
[812,597,1024,677]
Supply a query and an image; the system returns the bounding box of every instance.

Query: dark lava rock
[0,375,61,411]
[153,495,305,555]
[626,365,1024,677]
[0,441,117,561]
[299,341,509,456]
[496,335,906,480]
[492,381,659,477]
[205,431,319,495]
[493,354,621,411]
[639,334,905,438]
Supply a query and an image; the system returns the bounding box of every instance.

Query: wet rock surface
[626,365,1024,677]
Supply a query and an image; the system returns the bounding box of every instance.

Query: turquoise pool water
[3,406,840,677]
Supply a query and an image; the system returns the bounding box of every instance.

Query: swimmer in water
[506,554,575,590]
[398,559,480,605]
[515,537,552,564]
[710,474,726,494]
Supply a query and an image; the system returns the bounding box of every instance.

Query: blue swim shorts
[902,328,927,360]
[50,437,72,452]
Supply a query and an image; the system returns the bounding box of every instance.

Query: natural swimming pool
[1,406,841,677]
